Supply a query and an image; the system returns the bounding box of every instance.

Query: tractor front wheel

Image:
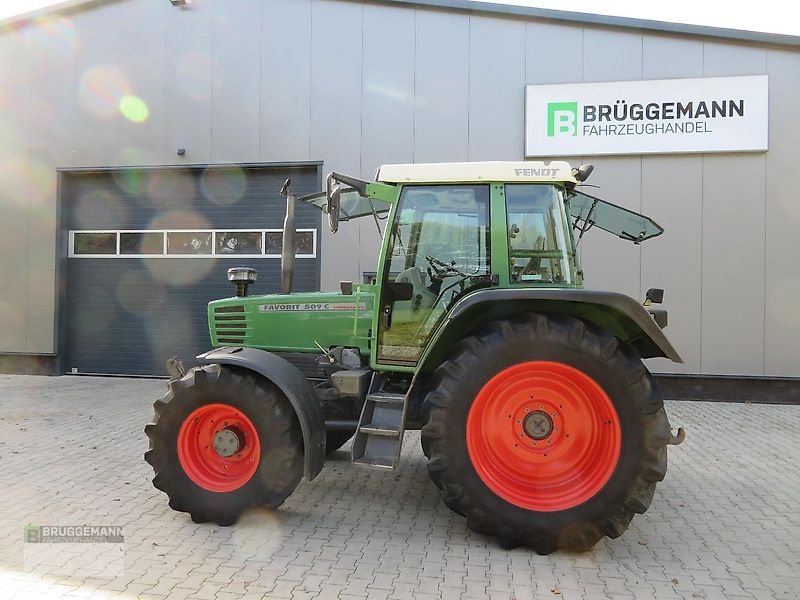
[145,364,303,525]
[421,315,671,553]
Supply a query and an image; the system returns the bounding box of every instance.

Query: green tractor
[145,161,685,553]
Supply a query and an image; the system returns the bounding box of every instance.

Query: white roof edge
[383,0,800,49]
[3,0,799,49]
[0,0,98,28]
[376,161,579,184]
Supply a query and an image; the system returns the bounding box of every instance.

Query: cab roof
[376,161,578,185]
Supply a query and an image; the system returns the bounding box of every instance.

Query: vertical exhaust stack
[280,179,296,295]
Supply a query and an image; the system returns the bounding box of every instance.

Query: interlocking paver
[0,375,799,599]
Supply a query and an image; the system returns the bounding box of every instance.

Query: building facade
[1,0,799,385]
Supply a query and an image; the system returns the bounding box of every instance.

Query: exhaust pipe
[280,179,296,295]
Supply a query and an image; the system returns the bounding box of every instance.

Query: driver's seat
[392,267,437,324]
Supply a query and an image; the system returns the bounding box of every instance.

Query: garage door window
[69,229,317,258]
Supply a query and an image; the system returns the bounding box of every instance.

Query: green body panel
[208,286,375,355]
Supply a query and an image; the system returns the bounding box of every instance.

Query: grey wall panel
[700,38,768,377]
[0,196,29,352]
[764,50,800,376]
[583,29,642,82]
[115,0,168,166]
[413,9,469,163]
[71,1,122,167]
[701,154,766,376]
[525,22,583,84]
[641,156,703,374]
[361,4,415,176]
[164,0,213,165]
[310,0,363,175]
[27,19,75,167]
[467,16,525,161]
[642,36,703,79]
[703,42,767,76]
[311,0,364,290]
[0,27,31,351]
[26,17,64,351]
[260,0,312,162]
[578,157,642,301]
[358,4,416,278]
[211,0,262,163]
[24,181,57,353]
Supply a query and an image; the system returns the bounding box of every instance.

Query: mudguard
[196,346,325,481]
[420,288,682,371]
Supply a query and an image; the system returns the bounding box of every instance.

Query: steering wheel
[425,254,468,280]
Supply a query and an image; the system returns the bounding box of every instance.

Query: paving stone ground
[0,374,798,599]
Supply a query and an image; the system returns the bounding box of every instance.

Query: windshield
[568,190,663,243]
[298,188,390,221]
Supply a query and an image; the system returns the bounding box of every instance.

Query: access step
[358,424,401,436]
[351,374,408,470]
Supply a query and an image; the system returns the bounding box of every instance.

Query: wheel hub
[177,404,261,493]
[213,427,243,458]
[523,410,553,440]
[466,361,622,512]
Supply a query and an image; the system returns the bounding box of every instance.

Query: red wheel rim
[466,361,621,512]
[177,403,260,492]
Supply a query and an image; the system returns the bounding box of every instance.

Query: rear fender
[417,288,682,374]
[196,347,325,481]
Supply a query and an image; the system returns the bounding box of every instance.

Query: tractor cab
[297,161,665,367]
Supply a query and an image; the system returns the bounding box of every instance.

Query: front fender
[196,347,325,481]
[418,288,682,373]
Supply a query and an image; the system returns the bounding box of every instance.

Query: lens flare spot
[145,211,215,286]
[28,156,56,196]
[30,15,77,58]
[113,166,147,196]
[119,95,149,123]
[117,271,166,316]
[201,166,248,206]
[73,189,128,230]
[79,65,131,119]
[146,170,196,208]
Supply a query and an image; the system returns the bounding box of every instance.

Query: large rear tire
[144,364,303,525]
[420,314,671,553]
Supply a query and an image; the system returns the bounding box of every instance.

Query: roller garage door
[61,164,321,376]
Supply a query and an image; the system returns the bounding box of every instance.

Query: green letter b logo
[547,102,578,136]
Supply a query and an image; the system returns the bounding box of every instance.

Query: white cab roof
[376,161,578,184]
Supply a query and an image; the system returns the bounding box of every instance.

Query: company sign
[525,75,768,156]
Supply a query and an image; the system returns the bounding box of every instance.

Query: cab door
[374,184,491,366]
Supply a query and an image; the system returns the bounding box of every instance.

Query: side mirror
[326,173,341,233]
[644,288,664,305]
[572,164,595,182]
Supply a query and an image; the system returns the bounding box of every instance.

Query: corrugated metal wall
[0,0,798,377]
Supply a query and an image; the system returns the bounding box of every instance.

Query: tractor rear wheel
[420,314,671,553]
[145,364,303,525]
